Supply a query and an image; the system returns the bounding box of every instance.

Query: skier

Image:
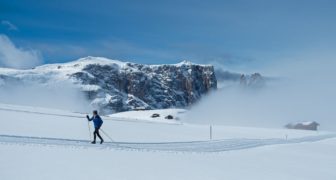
[86,110,104,144]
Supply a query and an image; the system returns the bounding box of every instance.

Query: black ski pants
[93,126,103,142]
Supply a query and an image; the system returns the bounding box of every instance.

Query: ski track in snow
[0,134,335,153]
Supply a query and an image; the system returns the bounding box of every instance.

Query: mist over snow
[0,81,91,113]
[0,34,43,69]
[185,53,336,131]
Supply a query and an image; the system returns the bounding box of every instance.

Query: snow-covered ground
[1,103,336,180]
[108,108,186,124]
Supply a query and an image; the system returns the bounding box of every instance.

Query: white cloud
[0,34,43,69]
[1,20,18,31]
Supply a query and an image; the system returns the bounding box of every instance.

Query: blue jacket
[87,115,103,128]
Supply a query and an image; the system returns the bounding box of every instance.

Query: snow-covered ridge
[34,56,127,71]
[0,56,214,78]
[1,57,211,72]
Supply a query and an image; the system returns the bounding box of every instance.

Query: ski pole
[88,121,92,141]
[100,128,115,142]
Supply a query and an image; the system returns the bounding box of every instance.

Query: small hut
[285,121,320,131]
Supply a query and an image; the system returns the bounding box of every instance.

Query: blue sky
[1,0,336,69]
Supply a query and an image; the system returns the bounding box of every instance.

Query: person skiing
[86,110,104,144]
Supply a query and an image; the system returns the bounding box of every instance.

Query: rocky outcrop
[240,73,265,88]
[215,69,265,89]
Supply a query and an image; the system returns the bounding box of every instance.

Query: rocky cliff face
[70,59,217,114]
[0,57,217,114]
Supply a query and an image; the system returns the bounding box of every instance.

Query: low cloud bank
[185,53,336,131]
[0,81,91,113]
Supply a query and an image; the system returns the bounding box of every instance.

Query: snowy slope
[0,103,336,180]
[1,103,331,142]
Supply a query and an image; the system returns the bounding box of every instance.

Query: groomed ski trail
[0,134,335,153]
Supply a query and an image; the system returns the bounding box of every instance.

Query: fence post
[210,125,213,140]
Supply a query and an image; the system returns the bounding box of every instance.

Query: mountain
[0,57,217,114]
